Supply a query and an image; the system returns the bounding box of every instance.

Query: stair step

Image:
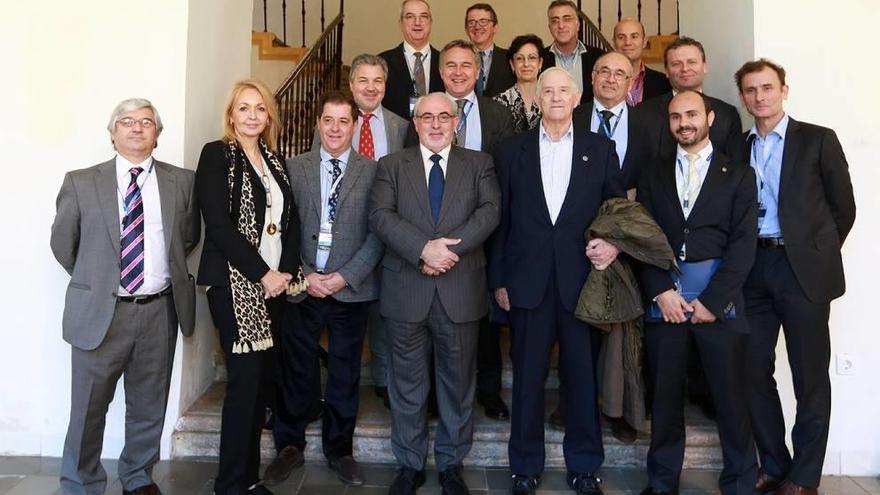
[173,383,722,469]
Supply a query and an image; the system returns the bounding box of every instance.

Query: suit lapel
[779,118,800,208]
[154,162,177,253]
[337,153,365,206]
[556,129,591,223]
[688,154,725,219]
[438,147,466,225]
[402,148,432,222]
[304,151,323,220]
[477,98,491,151]
[96,160,121,258]
[385,111,399,151]
[660,156,686,223]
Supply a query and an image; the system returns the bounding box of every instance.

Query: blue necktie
[428,154,444,224]
[120,166,145,293]
[598,110,614,138]
[327,158,342,222]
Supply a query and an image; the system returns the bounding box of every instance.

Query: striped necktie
[327,158,343,222]
[120,166,145,293]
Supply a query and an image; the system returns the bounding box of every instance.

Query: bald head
[591,52,633,107]
[613,18,647,65]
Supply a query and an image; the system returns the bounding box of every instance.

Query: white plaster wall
[0,0,251,459]
[683,0,880,477]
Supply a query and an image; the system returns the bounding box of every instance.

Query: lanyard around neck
[595,106,624,139]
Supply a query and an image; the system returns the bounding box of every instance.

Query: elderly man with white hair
[51,98,200,495]
[490,68,625,495]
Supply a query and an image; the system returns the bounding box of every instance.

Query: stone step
[172,382,722,469]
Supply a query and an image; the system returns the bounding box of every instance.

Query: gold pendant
[266,223,278,235]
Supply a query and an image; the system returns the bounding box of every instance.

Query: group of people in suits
[50,1,855,495]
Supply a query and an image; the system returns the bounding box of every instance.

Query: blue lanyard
[594,107,623,139]
[751,134,783,201]
[455,99,474,136]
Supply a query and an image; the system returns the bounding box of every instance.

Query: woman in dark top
[195,79,304,495]
[493,34,545,133]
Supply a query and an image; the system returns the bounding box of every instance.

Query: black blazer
[539,45,606,105]
[404,96,514,155]
[637,151,757,327]
[489,126,625,312]
[641,66,672,102]
[379,43,444,119]
[639,91,742,160]
[573,101,653,190]
[731,118,856,303]
[482,45,516,98]
[195,140,301,286]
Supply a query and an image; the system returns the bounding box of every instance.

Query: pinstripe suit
[273,149,383,460]
[369,145,500,471]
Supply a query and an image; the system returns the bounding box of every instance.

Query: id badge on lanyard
[753,136,780,233]
[318,221,333,252]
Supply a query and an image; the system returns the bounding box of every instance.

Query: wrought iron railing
[577,0,681,37]
[259,0,340,47]
[577,8,614,52]
[275,4,344,157]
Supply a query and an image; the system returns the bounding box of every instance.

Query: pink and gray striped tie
[120,167,145,293]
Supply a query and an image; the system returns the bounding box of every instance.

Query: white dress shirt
[403,42,432,91]
[550,41,588,93]
[447,91,483,152]
[538,122,574,224]
[115,155,169,295]
[354,106,389,159]
[674,141,714,216]
[590,98,629,166]
[420,144,450,184]
[254,156,284,271]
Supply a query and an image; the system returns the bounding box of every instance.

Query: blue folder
[647,258,736,321]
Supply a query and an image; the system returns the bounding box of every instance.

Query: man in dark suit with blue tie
[733,59,855,495]
[636,90,758,495]
[490,67,625,495]
[370,92,500,495]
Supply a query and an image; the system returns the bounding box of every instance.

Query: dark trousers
[476,313,503,399]
[207,287,280,495]
[508,274,603,476]
[273,296,369,459]
[646,321,757,495]
[745,247,832,488]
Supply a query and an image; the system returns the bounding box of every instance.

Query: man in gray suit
[266,91,383,487]
[369,92,500,495]
[50,98,200,495]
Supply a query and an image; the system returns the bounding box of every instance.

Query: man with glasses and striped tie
[51,98,200,495]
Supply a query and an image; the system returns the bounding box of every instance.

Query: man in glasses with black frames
[464,2,514,98]
[379,0,444,119]
[370,92,500,495]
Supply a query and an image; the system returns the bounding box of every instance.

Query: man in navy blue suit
[490,67,625,495]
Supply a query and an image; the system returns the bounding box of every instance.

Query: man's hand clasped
[585,238,620,271]
[420,237,461,276]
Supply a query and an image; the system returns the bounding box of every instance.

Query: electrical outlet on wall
[835,353,857,376]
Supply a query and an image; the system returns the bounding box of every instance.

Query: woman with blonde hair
[195,79,304,495]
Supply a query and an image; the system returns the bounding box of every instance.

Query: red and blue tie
[120,167,145,293]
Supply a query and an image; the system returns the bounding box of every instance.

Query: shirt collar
[447,91,476,104]
[360,106,384,120]
[747,113,789,141]
[592,98,627,115]
[419,144,451,164]
[115,154,153,179]
[550,40,587,58]
[676,140,714,163]
[320,147,352,166]
[478,44,495,56]
[539,121,574,143]
[403,42,431,58]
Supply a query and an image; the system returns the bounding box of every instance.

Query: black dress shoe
[328,455,364,485]
[246,485,274,495]
[548,407,565,431]
[568,472,603,495]
[639,487,671,495]
[754,470,783,494]
[477,394,510,420]
[123,483,161,495]
[604,414,637,444]
[511,474,540,495]
[389,467,426,495]
[438,465,469,495]
[262,445,304,485]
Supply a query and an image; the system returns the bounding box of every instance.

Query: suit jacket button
[683,228,690,234]
[309,263,315,268]
[312,234,317,240]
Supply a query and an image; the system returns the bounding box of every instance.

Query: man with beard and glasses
[636,90,758,495]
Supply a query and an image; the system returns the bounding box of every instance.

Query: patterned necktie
[413,51,426,96]
[327,158,343,222]
[455,99,468,146]
[120,166,145,293]
[358,112,375,160]
[685,153,702,217]
[428,154,444,224]
[476,51,486,96]
[598,110,614,138]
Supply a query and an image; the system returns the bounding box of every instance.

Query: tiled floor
[0,457,876,494]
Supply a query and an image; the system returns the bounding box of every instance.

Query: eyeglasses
[416,112,454,123]
[594,67,631,82]
[466,18,494,27]
[117,117,156,128]
[512,54,541,64]
[402,13,431,23]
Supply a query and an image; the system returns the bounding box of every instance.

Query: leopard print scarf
[225,139,291,354]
